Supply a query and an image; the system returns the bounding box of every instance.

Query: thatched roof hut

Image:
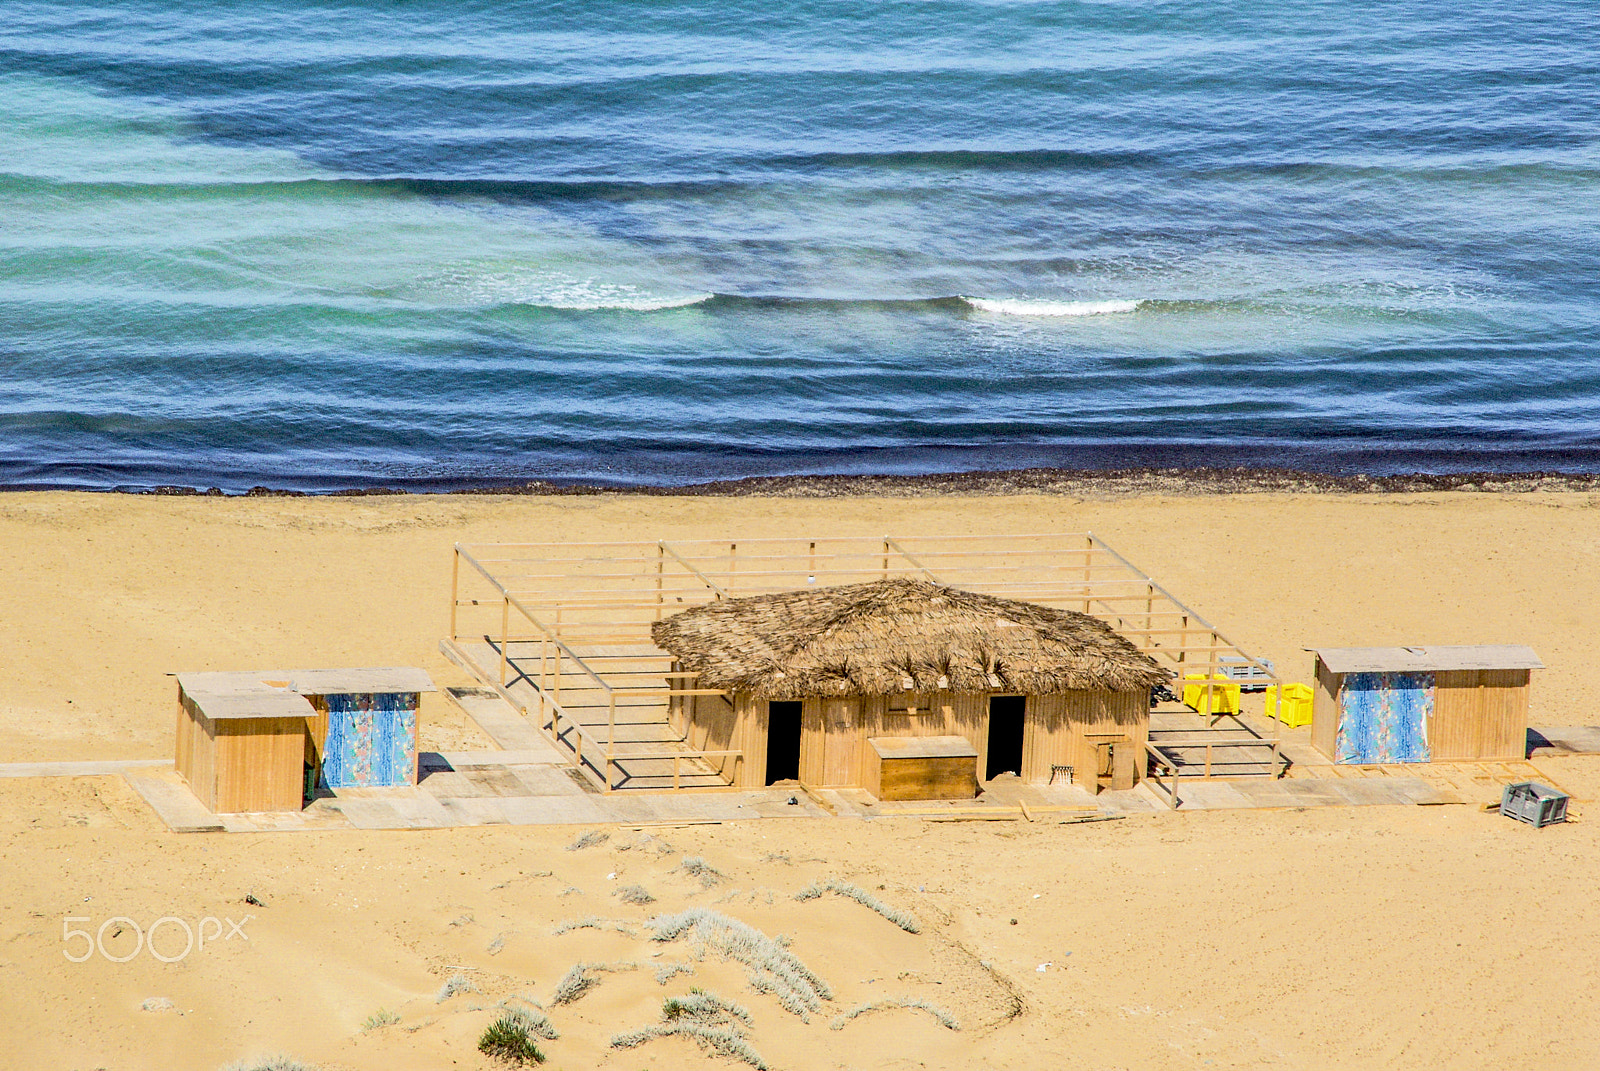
[651,577,1169,699]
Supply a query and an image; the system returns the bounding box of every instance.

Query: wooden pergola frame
[443,533,1281,797]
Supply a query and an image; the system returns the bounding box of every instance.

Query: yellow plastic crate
[1182,673,1240,715]
[1264,682,1313,728]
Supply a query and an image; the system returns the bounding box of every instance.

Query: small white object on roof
[1312,646,1543,674]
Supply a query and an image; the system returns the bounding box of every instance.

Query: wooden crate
[865,735,978,801]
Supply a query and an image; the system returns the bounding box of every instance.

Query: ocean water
[1,1,1597,490]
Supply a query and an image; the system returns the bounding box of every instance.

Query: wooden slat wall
[175,689,217,811]
[303,695,329,778]
[800,698,827,785]
[1311,659,1341,759]
[684,692,745,783]
[212,717,305,812]
[788,688,1147,790]
[1430,669,1530,761]
[1022,690,1147,789]
[737,692,765,787]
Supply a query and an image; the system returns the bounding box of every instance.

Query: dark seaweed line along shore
[103,468,1600,499]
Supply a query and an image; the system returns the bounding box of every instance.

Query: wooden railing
[449,532,1286,792]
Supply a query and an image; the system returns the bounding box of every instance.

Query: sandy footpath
[0,489,1598,1070]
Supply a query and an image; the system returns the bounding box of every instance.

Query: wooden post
[882,539,889,578]
[729,542,737,589]
[608,691,617,757]
[673,753,681,791]
[655,543,664,620]
[1082,535,1093,612]
[809,540,816,581]
[1204,741,1214,778]
[449,548,460,641]
[499,598,510,687]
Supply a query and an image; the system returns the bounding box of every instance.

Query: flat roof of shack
[1312,645,1543,674]
[178,667,435,720]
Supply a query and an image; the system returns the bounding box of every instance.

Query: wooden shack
[176,667,435,812]
[651,578,1170,797]
[1309,646,1542,764]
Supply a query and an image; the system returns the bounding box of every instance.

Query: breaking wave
[961,297,1143,317]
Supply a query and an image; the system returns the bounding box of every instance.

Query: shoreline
[32,465,1600,499]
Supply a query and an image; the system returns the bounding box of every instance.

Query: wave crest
[962,297,1142,317]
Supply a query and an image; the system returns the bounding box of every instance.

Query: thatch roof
[650,578,1170,699]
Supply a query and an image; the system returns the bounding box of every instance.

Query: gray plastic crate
[1217,656,1276,692]
[1500,781,1569,828]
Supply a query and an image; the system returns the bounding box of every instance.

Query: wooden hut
[651,578,1170,797]
[1309,646,1542,764]
[176,668,434,812]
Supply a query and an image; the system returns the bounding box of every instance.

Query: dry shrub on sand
[647,908,830,1020]
[830,996,959,1031]
[794,878,921,933]
[612,988,766,1069]
[565,830,609,851]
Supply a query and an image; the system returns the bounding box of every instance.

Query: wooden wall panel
[820,698,859,787]
[948,692,989,772]
[175,691,218,811]
[1430,669,1529,761]
[213,717,304,812]
[1021,690,1147,789]
[799,698,827,786]
[685,692,744,783]
[736,692,765,788]
[1311,660,1340,759]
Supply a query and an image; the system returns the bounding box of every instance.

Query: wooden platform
[441,639,728,791]
[1287,758,1562,804]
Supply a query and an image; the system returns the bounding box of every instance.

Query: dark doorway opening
[766,701,802,784]
[986,695,1026,780]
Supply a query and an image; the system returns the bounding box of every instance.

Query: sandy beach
[2,487,1598,1070]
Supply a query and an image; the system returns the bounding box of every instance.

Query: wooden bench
[865,736,979,801]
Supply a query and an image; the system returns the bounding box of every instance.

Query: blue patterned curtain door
[1335,672,1433,764]
[321,692,419,788]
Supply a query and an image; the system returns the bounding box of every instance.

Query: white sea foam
[421,269,713,312]
[962,297,1142,317]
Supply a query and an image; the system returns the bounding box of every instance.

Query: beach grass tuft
[496,998,559,1041]
[435,972,479,1003]
[565,830,609,851]
[647,908,830,1019]
[616,883,656,905]
[795,878,921,933]
[551,915,636,936]
[663,988,754,1027]
[829,997,959,1031]
[611,1021,768,1069]
[676,856,725,887]
[655,961,694,985]
[219,1058,319,1071]
[478,1013,545,1065]
[361,1008,400,1030]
